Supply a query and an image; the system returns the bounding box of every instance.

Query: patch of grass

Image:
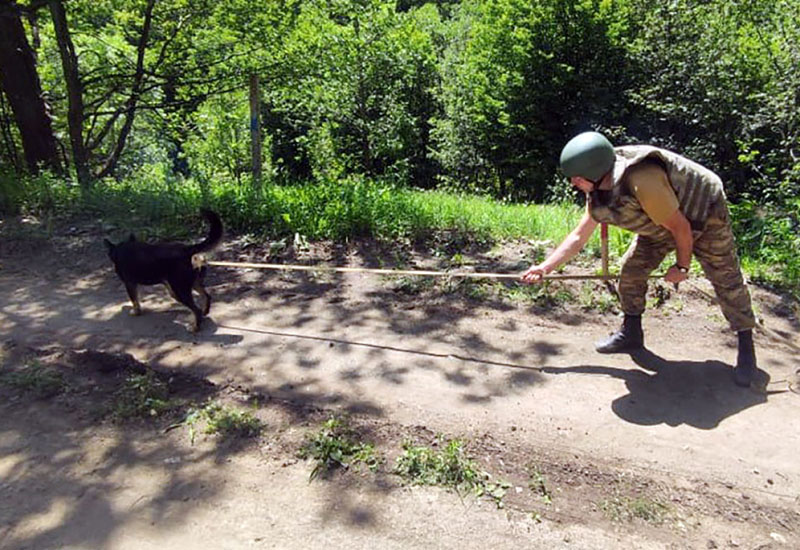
[395,437,478,488]
[390,275,436,295]
[440,277,490,300]
[185,402,263,443]
[647,283,672,309]
[501,281,574,308]
[579,282,619,314]
[527,465,553,505]
[112,371,173,420]
[394,437,511,507]
[298,416,382,480]
[6,169,796,299]
[599,495,669,524]
[1,360,65,398]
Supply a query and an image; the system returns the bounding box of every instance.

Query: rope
[208,260,629,281]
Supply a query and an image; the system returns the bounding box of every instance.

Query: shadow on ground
[543,348,773,429]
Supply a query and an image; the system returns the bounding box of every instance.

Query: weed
[579,282,618,314]
[1,360,65,398]
[298,416,381,480]
[648,283,672,309]
[112,371,173,420]
[185,402,263,443]
[7,170,795,298]
[440,277,489,300]
[502,282,574,308]
[599,495,669,524]
[394,437,485,494]
[527,465,552,505]
[391,275,435,295]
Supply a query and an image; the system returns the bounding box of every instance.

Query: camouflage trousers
[617,200,756,332]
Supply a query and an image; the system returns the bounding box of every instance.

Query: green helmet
[559,132,615,182]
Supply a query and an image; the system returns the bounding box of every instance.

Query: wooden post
[249,73,262,190]
[601,223,609,277]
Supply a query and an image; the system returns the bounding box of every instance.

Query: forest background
[1,0,798,297]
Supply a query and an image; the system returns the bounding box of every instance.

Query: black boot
[734,329,757,387]
[595,314,644,354]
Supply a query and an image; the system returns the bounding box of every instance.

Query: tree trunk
[0,1,62,174]
[49,0,89,185]
[95,0,156,179]
[249,73,262,190]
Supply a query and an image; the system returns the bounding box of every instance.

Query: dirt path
[1,226,799,549]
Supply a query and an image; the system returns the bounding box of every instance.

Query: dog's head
[103,234,136,262]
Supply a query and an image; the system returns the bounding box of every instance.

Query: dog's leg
[164,282,178,301]
[125,283,142,316]
[193,279,212,315]
[171,280,204,332]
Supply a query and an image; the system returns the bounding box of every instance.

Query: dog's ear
[128,233,136,242]
[103,238,115,251]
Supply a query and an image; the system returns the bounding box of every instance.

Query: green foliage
[599,495,669,524]
[625,0,800,204]
[112,371,173,420]
[394,437,484,492]
[298,416,382,480]
[432,0,634,200]
[730,198,800,297]
[527,465,552,504]
[1,360,65,398]
[185,402,263,443]
[265,0,442,183]
[578,282,618,313]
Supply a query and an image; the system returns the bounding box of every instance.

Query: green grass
[599,495,669,524]
[394,437,511,507]
[1,360,65,398]
[298,416,382,480]
[3,169,797,299]
[185,402,263,443]
[527,465,553,505]
[112,371,174,420]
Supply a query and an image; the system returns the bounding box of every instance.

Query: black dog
[104,209,223,332]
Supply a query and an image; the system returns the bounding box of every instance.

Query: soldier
[521,132,758,387]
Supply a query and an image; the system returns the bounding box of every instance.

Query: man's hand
[521,265,548,284]
[664,264,689,288]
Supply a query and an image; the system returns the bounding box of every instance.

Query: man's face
[570,176,595,194]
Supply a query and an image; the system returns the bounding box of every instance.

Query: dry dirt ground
[1,217,800,550]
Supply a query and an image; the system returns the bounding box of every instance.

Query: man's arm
[627,161,691,284]
[521,204,598,283]
[660,208,692,284]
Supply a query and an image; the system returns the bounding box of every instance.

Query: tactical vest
[588,145,726,237]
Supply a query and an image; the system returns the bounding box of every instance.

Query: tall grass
[2,170,795,296]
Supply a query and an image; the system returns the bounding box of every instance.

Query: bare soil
[1,216,799,550]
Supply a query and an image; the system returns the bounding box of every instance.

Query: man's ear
[103,238,114,251]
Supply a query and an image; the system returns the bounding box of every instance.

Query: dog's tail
[187,209,223,255]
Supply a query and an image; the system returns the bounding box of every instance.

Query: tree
[0,0,62,174]
[48,0,89,184]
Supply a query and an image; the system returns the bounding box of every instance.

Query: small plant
[527,466,552,505]
[394,437,485,494]
[1,360,65,398]
[579,282,618,314]
[502,281,574,308]
[185,402,263,443]
[112,371,172,419]
[298,416,381,480]
[440,277,489,300]
[648,283,672,309]
[390,275,435,295]
[599,495,669,524]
